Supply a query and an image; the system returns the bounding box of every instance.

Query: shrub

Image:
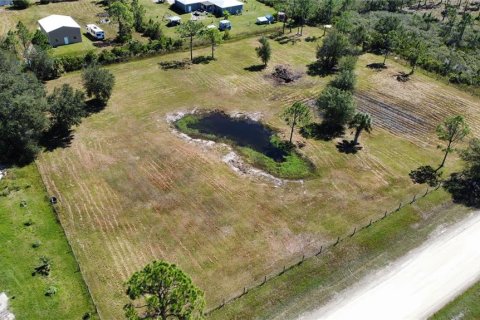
[12,0,30,9]
[45,286,57,297]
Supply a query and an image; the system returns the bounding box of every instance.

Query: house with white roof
[38,15,82,47]
[174,0,243,16]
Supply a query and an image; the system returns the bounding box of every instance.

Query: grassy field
[209,190,472,319]
[36,27,480,319]
[431,280,480,320]
[0,164,96,319]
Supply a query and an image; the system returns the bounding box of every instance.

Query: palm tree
[349,112,373,145]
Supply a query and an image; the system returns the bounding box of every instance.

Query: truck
[86,24,105,40]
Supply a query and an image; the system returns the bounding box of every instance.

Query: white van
[86,24,105,40]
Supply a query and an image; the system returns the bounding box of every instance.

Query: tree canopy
[316,31,351,71]
[108,1,134,43]
[82,65,115,105]
[124,260,205,320]
[317,86,356,128]
[47,84,86,131]
[436,115,470,170]
[255,36,271,67]
[177,21,204,61]
[282,102,311,143]
[0,50,49,164]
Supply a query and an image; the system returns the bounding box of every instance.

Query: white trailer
[86,24,105,40]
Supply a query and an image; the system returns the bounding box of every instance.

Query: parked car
[167,16,181,26]
[219,20,232,31]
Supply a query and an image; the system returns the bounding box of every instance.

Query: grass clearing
[0,164,96,319]
[431,281,480,320]
[37,27,480,319]
[209,190,472,319]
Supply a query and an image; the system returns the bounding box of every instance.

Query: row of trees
[0,49,115,164]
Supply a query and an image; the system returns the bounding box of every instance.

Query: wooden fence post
[351,227,356,237]
[424,188,429,196]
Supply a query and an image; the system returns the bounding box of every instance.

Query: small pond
[175,111,314,179]
[185,112,287,162]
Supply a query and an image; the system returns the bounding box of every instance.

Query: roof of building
[176,0,242,8]
[86,24,104,32]
[38,15,81,33]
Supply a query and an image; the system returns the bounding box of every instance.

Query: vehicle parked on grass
[86,24,105,40]
[219,19,231,31]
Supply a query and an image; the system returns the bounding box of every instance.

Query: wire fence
[205,185,441,315]
[35,162,100,318]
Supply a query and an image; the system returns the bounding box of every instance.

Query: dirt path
[299,212,480,320]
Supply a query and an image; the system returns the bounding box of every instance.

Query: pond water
[187,112,288,162]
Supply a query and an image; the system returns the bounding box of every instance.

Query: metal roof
[176,0,242,8]
[38,15,81,33]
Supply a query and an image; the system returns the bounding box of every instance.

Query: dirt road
[299,212,480,320]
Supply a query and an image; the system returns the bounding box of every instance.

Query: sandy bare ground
[0,293,14,320]
[299,212,480,320]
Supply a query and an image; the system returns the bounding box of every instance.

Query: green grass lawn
[36,27,480,319]
[0,164,97,320]
[52,34,97,57]
[431,281,480,320]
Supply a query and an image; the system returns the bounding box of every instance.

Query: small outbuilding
[38,15,82,47]
[0,0,13,6]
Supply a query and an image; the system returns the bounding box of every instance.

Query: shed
[38,15,82,47]
[0,0,13,6]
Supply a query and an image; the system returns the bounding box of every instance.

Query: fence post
[334,236,340,246]
[424,188,429,196]
[244,287,246,294]
[411,194,416,203]
[302,254,305,262]
[264,275,267,284]
[351,227,356,237]
[368,219,372,227]
[384,210,387,218]
[397,202,402,211]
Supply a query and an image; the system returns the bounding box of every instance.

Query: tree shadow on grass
[366,63,387,70]
[40,127,74,152]
[192,55,213,65]
[336,140,362,154]
[244,64,266,72]
[158,59,191,70]
[306,61,334,77]
[300,122,344,141]
[85,99,106,115]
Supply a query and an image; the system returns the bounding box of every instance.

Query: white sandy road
[299,212,480,320]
